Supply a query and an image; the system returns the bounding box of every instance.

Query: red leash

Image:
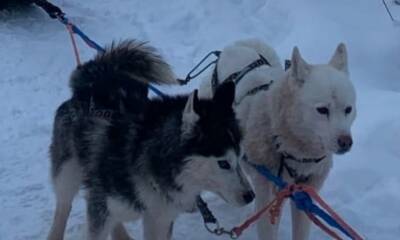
[231,197,279,237]
[65,23,81,66]
[232,185,292,237]
[303,186,364,240]
[307,212,343,240]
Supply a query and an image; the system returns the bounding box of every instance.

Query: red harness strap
[307,212,343,240]
[303,185,364,240]
[66,23,81,66]
[232,185,292,237]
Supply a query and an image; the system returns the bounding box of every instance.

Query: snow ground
[0,0,399,239]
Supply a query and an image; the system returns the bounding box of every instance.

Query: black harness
[273,136,326,183]
[211,54,272,95]
[178,50,274,107]
[235,80,274,106]
[278,157,311,184]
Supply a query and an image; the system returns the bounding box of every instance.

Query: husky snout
[337,134,353,154]
[233,167,255,206]
[242,190,255,204]
[211,153,255,207]
[228,186,254,206]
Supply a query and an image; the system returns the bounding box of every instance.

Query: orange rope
[66,23,81,66]
[232,198,277,236]
[269,186,292,224]
[232,185,292,236]
[301,185,364,240]
[307,212,343,240]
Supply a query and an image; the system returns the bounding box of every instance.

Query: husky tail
[69,40,177,111]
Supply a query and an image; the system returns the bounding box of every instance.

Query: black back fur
[51,40,242,211]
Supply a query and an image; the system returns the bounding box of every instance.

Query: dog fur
[0,0,33,10]
[199,39,356,240]
[47,40,254,240]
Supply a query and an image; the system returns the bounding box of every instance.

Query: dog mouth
[217,191,245,206]
[216,191,230,203]
[334,144,353,155]
[335,149,350,155]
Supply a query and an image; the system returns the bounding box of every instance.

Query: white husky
[199,39,356,240]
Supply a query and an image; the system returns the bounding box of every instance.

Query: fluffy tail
[69,40,177,111]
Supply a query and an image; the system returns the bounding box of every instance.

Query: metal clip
[204,222,238,239]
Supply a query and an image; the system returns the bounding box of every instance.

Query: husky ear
[329,43,348,75]
[290,46,311,87]
[183,90,200,124]
[213,81,235,109]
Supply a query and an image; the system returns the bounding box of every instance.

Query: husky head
[181,81,254,207]
[274,44,356,157]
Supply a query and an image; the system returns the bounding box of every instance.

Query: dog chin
[335,149,350,155]
[217,192,244,207]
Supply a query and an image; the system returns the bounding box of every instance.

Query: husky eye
[345,106,352,115]
[316,107,329,116]
[217,160,231,170]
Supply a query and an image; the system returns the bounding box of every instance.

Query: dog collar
[277,159,311,184]
[279,152,325,183]
[270,136,324,183]
[281,152,325,164]
[272,135,326,164]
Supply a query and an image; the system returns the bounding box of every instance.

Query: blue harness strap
[246,160,287,190]
[291,191,352,238]
[58,17,106,53]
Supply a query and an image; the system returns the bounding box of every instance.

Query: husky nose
[242,191,255,204]
[337,135,353,153]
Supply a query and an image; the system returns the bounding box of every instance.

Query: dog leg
[86,219,113,240]
[291,202,311,240]
[143,211,175,240]
[255,175,282,240]
[291,174,327,240]
[86,193,113,240]
[112,222,134,240]
[48,159,82,240]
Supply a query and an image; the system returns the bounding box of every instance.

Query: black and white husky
[47,40,254,240]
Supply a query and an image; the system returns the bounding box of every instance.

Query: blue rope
[148,84,166,97]
[251,163,287,190]
[246,160,354,239]
[59,17,105,53]
[58,16,165,97]
[291,192,352,239]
